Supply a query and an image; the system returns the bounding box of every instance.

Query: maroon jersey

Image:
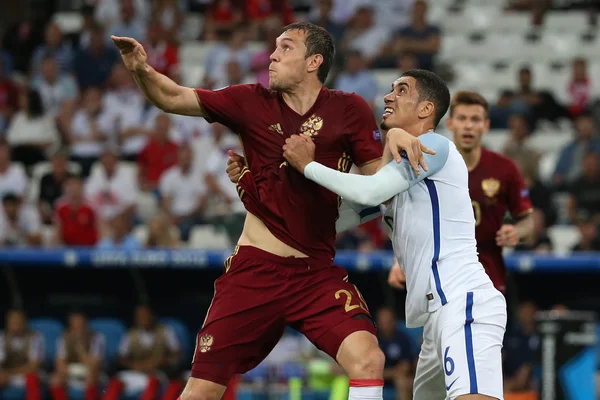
[469,148,533,292]
[195,84,382,261]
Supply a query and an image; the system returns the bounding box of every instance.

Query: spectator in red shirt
[54,175,98,246]
[204,0,244,41]
[567,57,593,118]
[145,21,179,81]
[137,113,178,193]
[244,0,294,39]
[0,57,19,134]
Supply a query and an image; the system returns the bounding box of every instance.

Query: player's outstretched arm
[283,133,449,206]
[112,36,205,117]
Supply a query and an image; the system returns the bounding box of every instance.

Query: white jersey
[303,131,505,399]
[304,132,492,327]
[382,134,491,327]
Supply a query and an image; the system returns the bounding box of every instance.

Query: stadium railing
[0,248,598,272]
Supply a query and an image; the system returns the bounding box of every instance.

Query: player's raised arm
[112,36,205,117]
[283,133,449,206]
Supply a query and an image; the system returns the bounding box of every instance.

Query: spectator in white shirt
[6,89,59,169]
[110,0,147,43]
[145,212,180,248]
[151,0,185,44]
[203,25,252,90]
[85,146,138,225]
[30,22,74,75]
[0,142,28,199]
[68,87,115,177]
[0,309,45,398]
[335,50,378,110]
[31,56,78,116]
[95,0,149,36]
[0,194,42,247]
[103,305,182,400]
[104,64,146,161]
[159,144,207,241]
[204,123,246,244]
[341,5,390,63]
[50,311,105,400]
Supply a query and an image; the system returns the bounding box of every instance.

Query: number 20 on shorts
[335,285,369,313]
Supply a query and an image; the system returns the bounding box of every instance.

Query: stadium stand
[0,0,599,399]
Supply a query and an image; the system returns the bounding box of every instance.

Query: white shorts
[413,287,507,400]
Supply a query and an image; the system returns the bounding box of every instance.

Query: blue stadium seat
[596,323,600,369]
[160,317,193,362]
[89,318,127,367]
[1,386,26,400]
[29,318,64,367]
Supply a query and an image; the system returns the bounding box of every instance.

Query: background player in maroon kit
[112,22,429,400]
[389,91,534,293]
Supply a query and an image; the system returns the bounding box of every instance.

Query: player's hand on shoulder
[496,224,519,247]
[226,150,245,183]
[387,128,436,175]
[111,36,148,73]
[283,134,316,174]
[388,260,406,289]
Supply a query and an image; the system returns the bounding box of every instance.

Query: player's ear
[307,54,323,75]
[484,117,490,133]
[418,101,435,120]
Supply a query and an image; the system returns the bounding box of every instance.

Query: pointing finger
[421,144,436,155]
[390,144,402,164]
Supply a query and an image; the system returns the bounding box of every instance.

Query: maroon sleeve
[345,94,383,166]
[506,159,534,218]
[194,84,258,130]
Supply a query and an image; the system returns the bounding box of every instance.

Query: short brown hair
[283,22,335,84]
[450,91,489,117]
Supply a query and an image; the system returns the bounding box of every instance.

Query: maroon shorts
[191,246,376,386]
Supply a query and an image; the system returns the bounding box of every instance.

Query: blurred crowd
[0,305,185,399]
[0,0,599,251]
[0,299,555,399]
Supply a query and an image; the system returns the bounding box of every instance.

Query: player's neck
[461,146,482,172]
[281,82,323,116]
[405,122,435,138]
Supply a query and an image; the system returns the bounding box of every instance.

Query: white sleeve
[120,171,138,206]
[44,116,59,143]
[6,114,23,145]
[205,151,223,176]
[336,200,381,233]
[159,170,174,196]
[56,337,66,359]
[23,206,42,234]
[90,333,106,360]
[29,332,45,362]
[304,133,450,206]
[84,173,99,199]
[163,327,180,352]
[117,334,131,357]
[15,166,28,197]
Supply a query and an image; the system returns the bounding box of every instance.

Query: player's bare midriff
[237,212,309,258]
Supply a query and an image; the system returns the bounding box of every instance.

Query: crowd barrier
[0,249,598,272]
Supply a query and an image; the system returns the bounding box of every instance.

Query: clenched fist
[283,134,316,173]
[111,36,148,73]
